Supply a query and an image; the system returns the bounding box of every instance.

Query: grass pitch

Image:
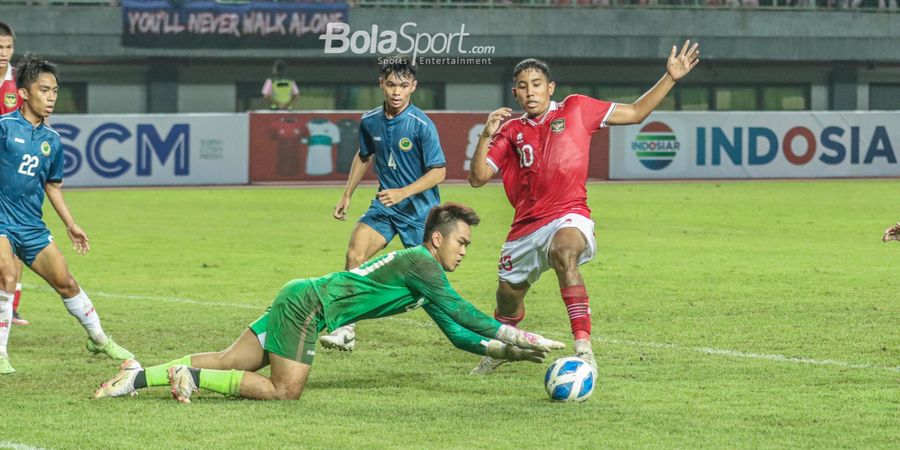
[0,180,897,449]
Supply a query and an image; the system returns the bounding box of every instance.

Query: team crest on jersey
[550,118,566,133]
[398,137,413,152]
[40,141,51,156]
[3,93,16,108]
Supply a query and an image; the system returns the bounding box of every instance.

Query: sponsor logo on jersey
[550,118,566,133]
[398,137,413,152]
[14,137,24,144]
[630,121,680,171]
[40,141,52,156]
[4,93,16,109]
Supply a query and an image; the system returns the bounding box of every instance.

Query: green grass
[1,180,898,449]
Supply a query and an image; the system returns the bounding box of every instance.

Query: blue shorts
[359,207,424,248]
[0,225,53,266]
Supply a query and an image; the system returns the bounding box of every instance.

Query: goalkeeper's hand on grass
[485,340,548,363]
[495,325,565,352]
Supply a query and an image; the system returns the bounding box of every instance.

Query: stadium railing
[6,0,897,10]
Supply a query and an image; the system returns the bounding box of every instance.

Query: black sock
[133,370,147,389]
[189,367,201,387]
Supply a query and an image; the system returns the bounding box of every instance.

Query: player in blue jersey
[0,57,134,374]
[323,55,446,351]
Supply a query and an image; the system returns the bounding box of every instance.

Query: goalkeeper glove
[495,325,565,352]
[485,340,548,363]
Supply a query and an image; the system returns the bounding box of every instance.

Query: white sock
[63,288,107,345]
[0,290,13,356]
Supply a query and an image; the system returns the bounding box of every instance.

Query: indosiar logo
[631,122,680,170]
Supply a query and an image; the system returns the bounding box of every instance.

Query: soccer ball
[544,356,596,402]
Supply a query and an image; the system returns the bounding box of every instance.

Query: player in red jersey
[0,22,29,327]
[468,40,700,374]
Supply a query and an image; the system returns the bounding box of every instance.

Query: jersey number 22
[18,154,40,177]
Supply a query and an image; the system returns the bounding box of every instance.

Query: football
[544,356,596,402]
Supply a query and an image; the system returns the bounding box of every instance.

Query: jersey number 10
[18,154,40,177]
[516,144,534,168]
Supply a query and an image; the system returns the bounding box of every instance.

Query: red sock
[561,285,591,340]
[12,286,21,312]
[494,310,524,327]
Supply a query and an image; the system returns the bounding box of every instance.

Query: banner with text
[122,0,348,49]
[610,112,900,179]
[248,111,610,183]
[53,114,248,187]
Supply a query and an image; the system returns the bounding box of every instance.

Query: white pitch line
[592,337,900,373]
[0,441,47,450]
[23,284,899,373]
[24,284,260,310]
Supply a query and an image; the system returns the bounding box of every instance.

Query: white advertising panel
[52,114,249,187]
[610,112,900,179]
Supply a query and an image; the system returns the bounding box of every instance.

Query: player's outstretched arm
[608,40,700,126]
[883,222,900,242]
[334,150,373,220]
[45,181,90,255]
[423,303,551,363]
[469,107,511,187]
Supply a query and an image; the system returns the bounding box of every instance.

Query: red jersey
[486,95,615,241]
[0,66,21,115]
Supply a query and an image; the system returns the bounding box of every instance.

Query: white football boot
[94,359,142,398]
[318,324,356,351]
[574,339,597,374]
[168,365,198,404]
[469,356,507,375]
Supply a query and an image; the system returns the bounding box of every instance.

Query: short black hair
[513,58,551,81]
[380,54,417,81]
[423,203,480,243]
[16,55,59,90]
[272,59,285,77]
[0,22,14,40]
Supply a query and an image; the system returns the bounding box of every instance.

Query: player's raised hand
[377,188,407,207]
[67,224,90,255]
[882,222,900,242]
[482,107,512,138]
[485,340,549,363]
[333,196,351,221]
[667,40,700,81]
[496,324,565,352]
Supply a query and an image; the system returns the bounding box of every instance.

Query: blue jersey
[359,103,445,226]
[0,110,64,229]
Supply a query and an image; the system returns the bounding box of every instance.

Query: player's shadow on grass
[309,369,430,391]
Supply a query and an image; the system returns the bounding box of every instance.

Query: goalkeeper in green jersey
[94,203,565,402]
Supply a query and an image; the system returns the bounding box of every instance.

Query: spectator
[261,60,299,110]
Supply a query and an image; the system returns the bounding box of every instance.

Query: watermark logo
[320,22,495,63]
[631,122,680,170]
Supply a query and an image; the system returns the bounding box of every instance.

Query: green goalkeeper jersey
[308,245,502,355]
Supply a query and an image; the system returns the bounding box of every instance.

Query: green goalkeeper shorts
[249,279,325,365]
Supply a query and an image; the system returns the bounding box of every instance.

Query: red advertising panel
[249,111,609,183]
